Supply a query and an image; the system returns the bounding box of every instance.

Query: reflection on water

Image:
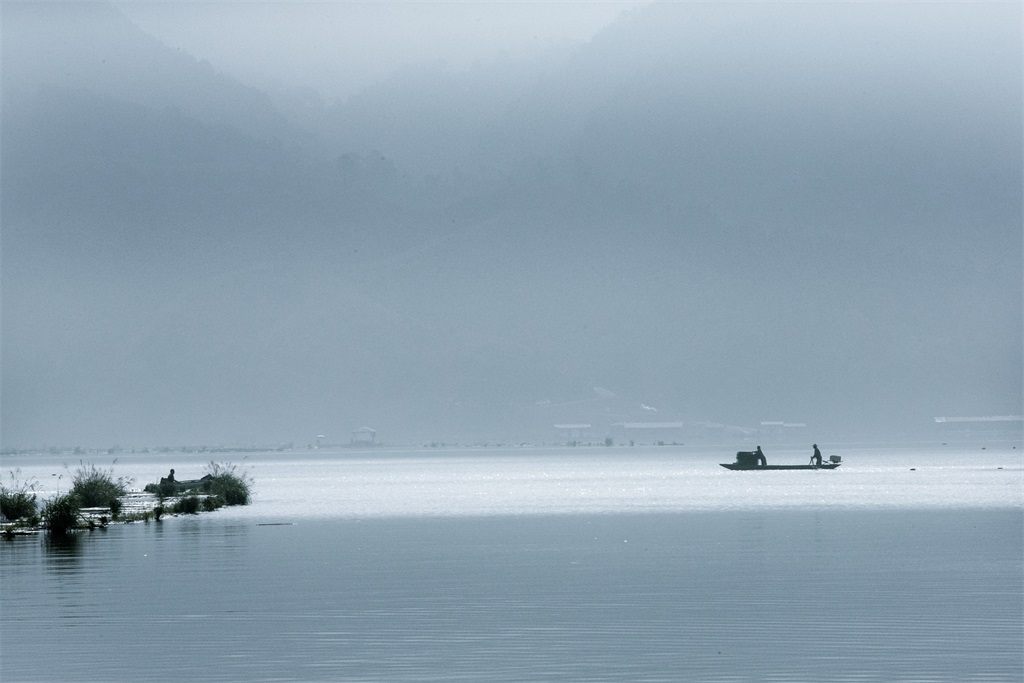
[2,509,1021,682]
[43,532,82,560]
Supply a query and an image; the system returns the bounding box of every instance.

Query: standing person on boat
[810,444,822,467]
[755,445,767,466]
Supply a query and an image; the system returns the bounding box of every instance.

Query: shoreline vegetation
[1,461,253,537]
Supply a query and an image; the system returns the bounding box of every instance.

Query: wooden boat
[720,461,841,470]
[720,450,841,470]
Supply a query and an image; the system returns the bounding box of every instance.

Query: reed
[0,470,38,521]
[203,495,224,512]
[173,495,201,515]
[41,493,81,536]
[70,462,131,508]
[202,462,253,506]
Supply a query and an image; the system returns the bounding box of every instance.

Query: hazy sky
[2,1,1020,448]
[117,1,650,101]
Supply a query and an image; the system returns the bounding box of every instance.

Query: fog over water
[2,1,1021,448]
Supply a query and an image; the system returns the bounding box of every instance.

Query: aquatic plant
[70,462,131,508]
[41,493,81,536]
[202,462,253,506]
[0,470,38,521]
[202,495,224,512]
[173,495,201,515]
[142,480,177,499]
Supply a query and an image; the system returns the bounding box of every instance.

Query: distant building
[351,426,377,445]
[934,416,1022,441]
[611,422,686,444]
[554,423,591,441]
[758,421,807,442]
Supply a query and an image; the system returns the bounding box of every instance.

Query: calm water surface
[2,445,1021,681]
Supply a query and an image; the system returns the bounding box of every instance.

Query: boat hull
[720,463,840,471]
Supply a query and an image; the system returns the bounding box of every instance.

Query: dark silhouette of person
[811,444,822,467]
[755,445,767,466]
[158,468,178,496]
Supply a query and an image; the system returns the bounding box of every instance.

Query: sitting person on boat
[755,446,767,466]
[810,444,822,467]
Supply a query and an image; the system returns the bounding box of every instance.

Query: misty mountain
[2,1,316,150]
[326,3,1018,222]
[319,1,1020,425]
[2,85,431,268]
[1,2,1019,447]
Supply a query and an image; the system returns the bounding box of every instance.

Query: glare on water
[3,444,1021,519]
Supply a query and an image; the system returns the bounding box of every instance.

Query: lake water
[2,444,1022,681]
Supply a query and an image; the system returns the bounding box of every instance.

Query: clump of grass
[202,462,253,506]
[142,476,178,499]
[173,495,201,515]
[142,481,166,498]
[0,470,38,521]
[70,462,131,508]
[41,493,81,536]
[159,479,178,499]
[202,496,224,512]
